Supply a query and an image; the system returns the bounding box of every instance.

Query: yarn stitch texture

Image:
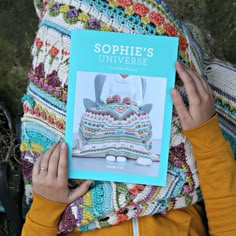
[20,0,236,233]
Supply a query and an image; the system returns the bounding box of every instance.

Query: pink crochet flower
[56,122,64,130]
[29,108,34,115]
[49,46,60,64]
[35,37,43,49]
[133,3,149,17]
[34,108,40,117]
[40,111,47,120]
[23,104,29,113]
[129,184,145,195]
[163,23,177,36]
[62,94,67,102]
[148,11,164,26]
[117,0,132,7]
[122,97,131,104]
[49,46,59,57]
[183,184,191,194]
[179,35,188,51]
[112,95,121,102]
[116,212,129,224]
[48,116,54,124]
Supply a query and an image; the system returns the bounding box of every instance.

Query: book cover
[65,29,178,186]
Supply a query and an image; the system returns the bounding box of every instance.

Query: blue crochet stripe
[21,121,61,152]
[28,83,67,113]
[162,167,186,198]
[82,0,182,35]
[150,199,168,215]
[90,182,107,217]
[215,101,236,118]
[102,182,114,213]
[87,0,155,34]
[80,182,113,227]
[40,19,71,36]
[79,222,96,232]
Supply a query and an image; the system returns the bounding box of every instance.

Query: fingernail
[176,61,183,69]
[87,180,93,187]
[171,89,178,96]
[61,142,66,149]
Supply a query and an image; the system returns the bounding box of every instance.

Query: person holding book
[20,0,236,235]
[100,74,143,107]
[21,62,236,235]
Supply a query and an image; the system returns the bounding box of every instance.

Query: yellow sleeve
[21,192,68,236]
[184,114,236,235]
[21,115,236,236]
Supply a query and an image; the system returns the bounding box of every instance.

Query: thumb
[68,180,93,203]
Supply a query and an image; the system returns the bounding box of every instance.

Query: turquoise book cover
[65,29,178,186]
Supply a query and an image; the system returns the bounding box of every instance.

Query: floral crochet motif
[28,63,67,102]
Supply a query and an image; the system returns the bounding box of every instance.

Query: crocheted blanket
[20,0,236,233]
[73,103,158,162]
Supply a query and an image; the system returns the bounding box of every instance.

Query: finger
[33,154,43,178]
[57,142,68,183]
[185,65,215,103]
[171,89,191,128]
[47,143,61,178]
[39,143,59,175]
[183,64,209,93]
[175,62,199,105]
[206,83,214,97]
[32,146,56,182]
[201,76,215,98]
[68,180,93,203]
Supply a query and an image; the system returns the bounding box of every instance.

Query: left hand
[32,142,92,204]
[112,95,121,102]
[131,101,137,106]
[123,97,132,104]
[171,62,215,130]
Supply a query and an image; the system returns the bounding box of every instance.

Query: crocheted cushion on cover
[20,0,235,233]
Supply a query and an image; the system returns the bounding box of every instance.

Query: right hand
[171,62,215,130]
[32,142,92,204]
[112,95,121,102]
[106,97,114,104]
[122,97,131,104]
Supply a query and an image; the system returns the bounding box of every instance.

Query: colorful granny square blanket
[20,0,236,233]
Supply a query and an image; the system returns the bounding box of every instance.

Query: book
[65,29,178,186]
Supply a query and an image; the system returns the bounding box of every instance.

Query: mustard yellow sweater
[22,115,236,236]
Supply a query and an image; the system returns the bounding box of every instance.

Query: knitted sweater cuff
[183,114,227,156]
[27,192,68,228]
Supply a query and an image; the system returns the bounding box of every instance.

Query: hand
[171,62,215,130]
[122,97,131,104]
[32,142,92,204]
[112,95,121,102]
[106,97,114,104]
[131,101,137,106]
